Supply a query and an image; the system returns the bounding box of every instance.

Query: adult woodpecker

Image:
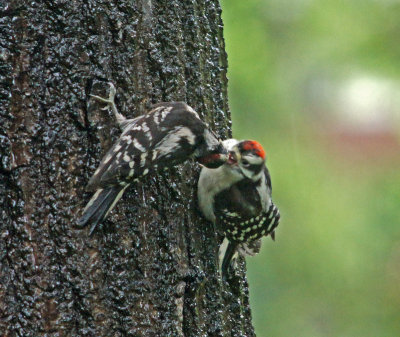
[78,83,227,234]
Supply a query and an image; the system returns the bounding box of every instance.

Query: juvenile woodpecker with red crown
[198,139,280,278]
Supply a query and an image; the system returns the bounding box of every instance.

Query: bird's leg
[90,82,126,128]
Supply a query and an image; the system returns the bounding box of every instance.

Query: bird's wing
[86,103,204,191]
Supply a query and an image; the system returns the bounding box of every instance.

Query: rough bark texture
[0,1,256,336]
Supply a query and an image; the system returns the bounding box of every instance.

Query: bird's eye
[241,159,250,167]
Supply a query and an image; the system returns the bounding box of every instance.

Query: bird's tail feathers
[219,238,238,279]
[77,185,129,235]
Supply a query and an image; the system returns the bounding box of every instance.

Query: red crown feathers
[241,140,266,159]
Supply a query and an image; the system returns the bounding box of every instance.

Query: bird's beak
[197,153,228,169]
[227,150,240,165]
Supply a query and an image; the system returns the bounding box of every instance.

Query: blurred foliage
[221,0,400,336]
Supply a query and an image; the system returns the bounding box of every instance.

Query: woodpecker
[197,139,280,278]
[78,83,227,234]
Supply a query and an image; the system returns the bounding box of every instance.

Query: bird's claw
[89,82,116,106]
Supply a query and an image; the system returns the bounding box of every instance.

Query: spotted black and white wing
[213,167,280,276]
[217,202,280,244]
[86,102,208,191]
[217,202,280,276]
[78,101,226,234]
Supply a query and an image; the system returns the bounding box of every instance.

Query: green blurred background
[220,0,400,336]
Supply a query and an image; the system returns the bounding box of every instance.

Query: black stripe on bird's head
[230,140,266,180]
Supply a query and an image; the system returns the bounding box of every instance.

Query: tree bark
[0,1,256,336]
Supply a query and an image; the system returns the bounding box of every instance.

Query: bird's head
[225,139,266,181]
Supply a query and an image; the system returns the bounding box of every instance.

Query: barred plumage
[78,83,227,234]
[218,202,280,274]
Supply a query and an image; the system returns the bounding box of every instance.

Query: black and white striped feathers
[85,102,224,191]
[78,84,227,234]
[197,139,280,278]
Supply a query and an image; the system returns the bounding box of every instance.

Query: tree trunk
[0,1,256,336]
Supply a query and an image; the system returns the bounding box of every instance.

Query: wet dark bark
[0,1,256,336]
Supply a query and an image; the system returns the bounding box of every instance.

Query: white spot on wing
[133,139,146,152]
[161,107,173,120]
[140,153,147,167]
[152,107,163,125]
[226,211,239,217]
[122,135,133,144]
[141,122,152,141]
[141,122,149,133]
